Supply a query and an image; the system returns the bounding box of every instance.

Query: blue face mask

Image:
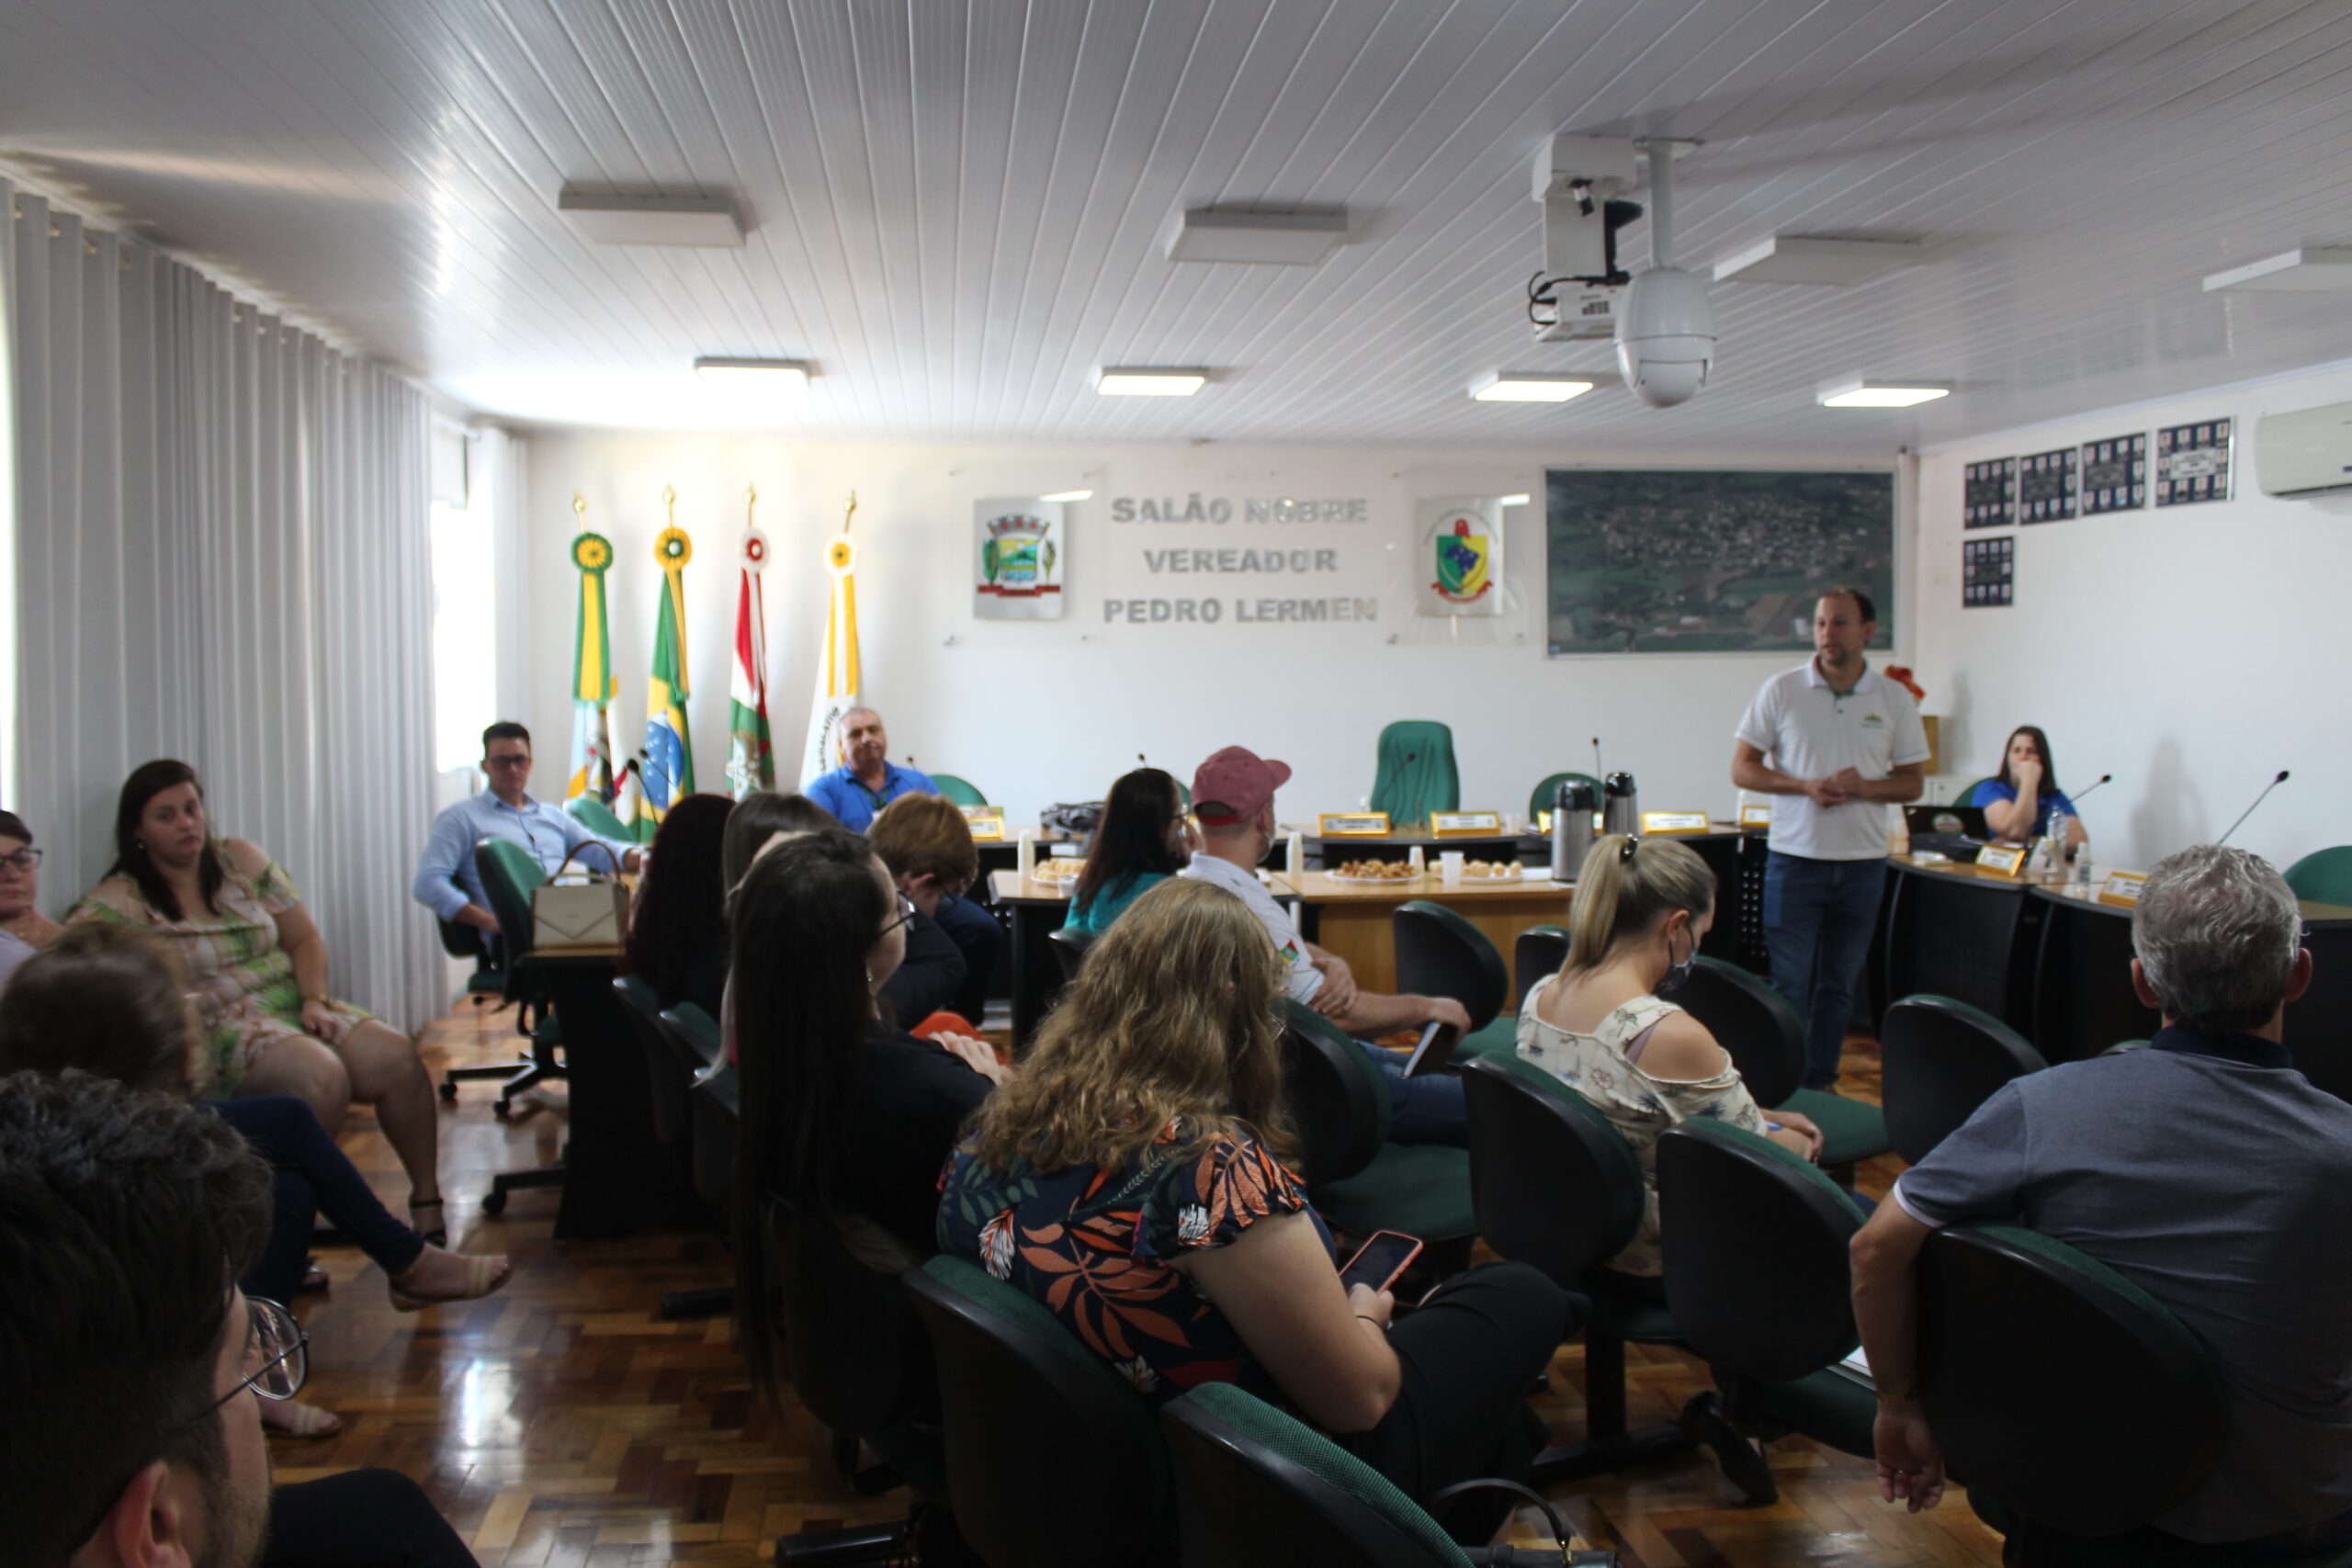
[1657,926,1698,994]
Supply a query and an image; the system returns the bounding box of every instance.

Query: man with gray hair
[1849,845,2352,1560]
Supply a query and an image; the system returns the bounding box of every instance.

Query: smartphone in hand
[1338,1230,1424,1293]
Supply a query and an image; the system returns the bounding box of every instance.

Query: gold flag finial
[572,491,586,517]
[842,491,859,534]
[745,481,758,510]
[662,484,676,521]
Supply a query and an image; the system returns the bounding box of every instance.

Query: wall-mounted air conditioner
[2256,400,2352,497]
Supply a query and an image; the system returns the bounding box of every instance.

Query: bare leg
[238,1036,354,1138]
[334,1021,441,1207]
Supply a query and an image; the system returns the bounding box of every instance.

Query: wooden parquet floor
[284,1004,2003,1566]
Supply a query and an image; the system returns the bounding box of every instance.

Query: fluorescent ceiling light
[2202,246,2352,292]
[1165,206,1349,265]
[1471,371,1597,402]
[1039,490,1093,502]
[1499,493,1532,507]
[695,357,811,391]
[1817,378,1951,409]
[1096,367,1208,396]
[1713,235,1921,286]
[560,188,744,248]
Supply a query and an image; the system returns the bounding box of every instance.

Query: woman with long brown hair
[938,876,1572,1545]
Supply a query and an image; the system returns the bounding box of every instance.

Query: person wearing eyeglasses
[0,1071,479,1568]
[411,720,642,939]
[0,807,61,988]
[729,830,1011,1290]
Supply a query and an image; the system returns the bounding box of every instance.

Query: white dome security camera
[1613,264,1715,409]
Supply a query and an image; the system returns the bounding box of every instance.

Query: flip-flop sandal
[261,1400,342,1439]
[389,1251,514,1313]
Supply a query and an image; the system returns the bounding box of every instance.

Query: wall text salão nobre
[1102,597,1380,624]
[1110,495,1369,524]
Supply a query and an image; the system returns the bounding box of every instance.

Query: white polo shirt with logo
[1179,851,1324,1004]
[1735,660,1930,862]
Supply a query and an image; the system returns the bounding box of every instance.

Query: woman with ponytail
[1518,834,1823,1295]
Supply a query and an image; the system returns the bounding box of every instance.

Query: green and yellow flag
[566,494,617,802]
[639,488,695,839]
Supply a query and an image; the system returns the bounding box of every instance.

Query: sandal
[260,1399,342,1439]
[300,1259,330,1292]
[389,1248,513,1314]
[406,1198,447,1247]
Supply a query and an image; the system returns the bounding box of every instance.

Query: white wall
[1912,362,2352,873]
[515,434,1900,829]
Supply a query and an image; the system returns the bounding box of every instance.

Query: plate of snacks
[1457,859,1523,881]
[1329,859,1423,884]
[1030,857,1084,884]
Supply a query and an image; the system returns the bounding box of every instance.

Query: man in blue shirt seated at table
[805,707,935,831]
[412,721,640,939]
[1850,844,2352,1561]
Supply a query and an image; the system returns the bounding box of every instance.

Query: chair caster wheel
[437,1082,458,1101]
[481,1190,507,1216]
[492,1099,512,1121]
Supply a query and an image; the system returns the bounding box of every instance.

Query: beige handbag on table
[532,842,631,951]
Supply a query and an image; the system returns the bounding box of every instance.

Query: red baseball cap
[1192,746,1292,826]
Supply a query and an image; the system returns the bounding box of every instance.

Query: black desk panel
[1884,861,2042,1031]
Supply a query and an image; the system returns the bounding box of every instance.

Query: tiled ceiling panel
[6,0,2352,450]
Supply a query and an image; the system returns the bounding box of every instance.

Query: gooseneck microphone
[2218,771,2290,846]
[1592,737,1604,782]
[2068,773,2115,803]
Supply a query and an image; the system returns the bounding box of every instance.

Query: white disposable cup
[1440,851,1464,886]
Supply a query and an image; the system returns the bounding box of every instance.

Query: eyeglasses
[74,1298,309,1548]
[484,754,532,770]
[881,892,919,935]
[0,849,40,872]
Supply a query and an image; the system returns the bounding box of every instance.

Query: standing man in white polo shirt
[1732,588,1928,1090]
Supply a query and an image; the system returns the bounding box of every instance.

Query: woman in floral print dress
[939,876,1574,1546]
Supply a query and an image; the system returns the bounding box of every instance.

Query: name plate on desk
[1430,811,1503,836]
[2098,871,2148,908]
[1641,811,1711,835]
[1317,812,1391,836]
[1974,843,2029,878]
[1739,804,1773,829]
[959,806,1007,841]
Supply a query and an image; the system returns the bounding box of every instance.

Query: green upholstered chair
[613,974,689,1148]
[652,1001,734,1321]
[1657,1120,1876,1502]
[1678,957,1891,1186]
[2286,846,2352,907]
[1160,1382,1599,1568]
[466,839,571,1217]
[1370,721,1460,830]
[904,1255,1169,1568]
[1455,1054,1765,1502]
[566,793,631,841]
[1392,900,1515,1062]
[1279,1000,1478,1250]
[434,917,505,1010]
[1528,773,1603,824]
[929,773,989,808]
[1879,995,2047,1165]
[1513,925,1568,1013]
[1908,1224,2352,1563]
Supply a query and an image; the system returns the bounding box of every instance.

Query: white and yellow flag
[798,496,863,786]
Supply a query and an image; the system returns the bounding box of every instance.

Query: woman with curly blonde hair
[938,877,1576,1546]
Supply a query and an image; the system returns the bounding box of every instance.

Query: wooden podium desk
[1304,828,1532,870]
[1274,872,1575,998]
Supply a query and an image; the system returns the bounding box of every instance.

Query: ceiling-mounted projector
[1613,141,1715,409]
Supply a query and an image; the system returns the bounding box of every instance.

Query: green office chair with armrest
[929,773,988,808]
[1513,926,1568,1013]
[2286,847,2352,908]
[1879,995,2047,1165]
[1279,1000,1478,1259]
[1454,1054,1768,1503]
[1371,721,1460,830]
[1678,957,1890,1187]
[446,840,569,1121]
[1393,901,1514,1063]
[434,918,504,1013]
[1656,1120,1876,1504]
[565,794,631,841]
[1528,773,1602,826]
[648,1002,735,1321]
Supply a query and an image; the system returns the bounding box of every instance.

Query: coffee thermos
[1549,777,1598,881]
[1602,772,1640,839]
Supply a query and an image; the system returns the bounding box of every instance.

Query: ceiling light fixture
[695,357,812,390]
[1038,490,1094,502]
[1095,367,1208,397]
[2202,247,2352,293]
[560,188,744,248]
[1816,377,1951,409]
[1713,235,1922,286]
[1164,206,1350,265]
[1471,371,1597,402]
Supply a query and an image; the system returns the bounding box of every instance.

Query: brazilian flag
[641,527,695,838]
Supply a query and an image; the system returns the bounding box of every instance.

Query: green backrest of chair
[1369,720,1459,829]
[475,839,548,971]
[1171,1383,1473,1566]
[1528,772,1602,822]
[1456,1054,1646,1280]
[566,794,630,840]
[920,1254,1130,1389]
[1679,956,1806,1111]
[1880,993,2048,1165]
[2286,846,2352,907]
[930,773,989,807]
[1393,900,1508,1032]
[1278,998,1394,1181]
[662,1001,721,1059]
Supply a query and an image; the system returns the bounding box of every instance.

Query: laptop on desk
[1905,803,1992,862]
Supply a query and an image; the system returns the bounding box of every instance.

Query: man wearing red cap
[1181,745,1470,1145]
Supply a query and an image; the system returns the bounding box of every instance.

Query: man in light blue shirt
[413,722,640,934]
[805,708,936,832]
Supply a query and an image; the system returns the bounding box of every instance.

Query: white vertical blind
[5,182,441,1028]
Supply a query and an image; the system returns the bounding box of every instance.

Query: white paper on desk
[1827,1344,1876,1392]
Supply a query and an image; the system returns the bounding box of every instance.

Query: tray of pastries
[1028,856,1084,883]
[1329,859,1424,883]
[1456,859,1523,881]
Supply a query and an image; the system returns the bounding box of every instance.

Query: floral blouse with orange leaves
[936,1122,1329,1403]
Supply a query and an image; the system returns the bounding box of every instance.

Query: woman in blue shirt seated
[1061,766,1196,935]
[1968,725,2087,851]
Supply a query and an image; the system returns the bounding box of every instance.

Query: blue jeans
[1358,1042,1468,1147]
[1762,852,1886,1090]
[211,1096,425,1302]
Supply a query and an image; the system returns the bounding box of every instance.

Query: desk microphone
[2218,771,2290,846]
[2069,773,2114,803]
[1592,737,1604,782]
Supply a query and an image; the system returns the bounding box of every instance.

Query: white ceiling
[6,0,2352,452]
